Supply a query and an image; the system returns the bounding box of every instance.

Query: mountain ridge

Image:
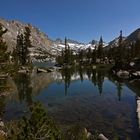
[0,18,140,61]
[0,18,53,52]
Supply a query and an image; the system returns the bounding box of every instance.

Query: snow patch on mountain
[50,39,108,56]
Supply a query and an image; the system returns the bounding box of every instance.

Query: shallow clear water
[2,67,140,139]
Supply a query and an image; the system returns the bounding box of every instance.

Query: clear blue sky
[0,0,140,43]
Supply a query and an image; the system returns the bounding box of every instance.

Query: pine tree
[130,42,135,59]
[135,39,140,59]
[126,43,134,63]
[0,23,8,64]
[97,36,103,61]
[115,30,123,66]
[56,49,64,65]
[64,37,68,64]
[63,37,73,65]
[91,41,97,63]
[14,26,32,66]
[119,30,124,61]
[15,33,24,65]
[24,26,32,64]
[107,46,115,63]
[86,47,91,63]
[67,45,71,64]
[78,49,84,63]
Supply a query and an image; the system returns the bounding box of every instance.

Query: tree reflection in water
[13,73,32,105]
[96,70,105,95]
[0,78,7,117]
[107,73,123,101]
[116,82,123,101]
[12,66,124,105]
[60,66,123,100]
[61,67,75,95]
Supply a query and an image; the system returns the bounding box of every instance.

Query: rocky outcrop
[0,18,108,58]
[125,28,140,44]
[131,71,140,78]
[116,70,130,79]
[37,68,48,73]
[0,119,6,139]
[84,128,109,140]
[98,134,109,140]
[0,18,53,54]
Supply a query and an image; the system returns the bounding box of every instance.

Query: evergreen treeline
[56,36,107,66]
[0,23,9,64]
[56,33,140,68]
[56,37,101,65]
[12,26,32,66]
[56,37,74,65]
[1,23,140,69]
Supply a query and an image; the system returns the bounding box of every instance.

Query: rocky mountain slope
[106,28,140,49]
[0,18,53,56]
[125,28,140,44]
[1,18,140,62]
[52,38,108,55]
[0,18,108,60]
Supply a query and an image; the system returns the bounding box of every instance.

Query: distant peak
[126,27,140,42]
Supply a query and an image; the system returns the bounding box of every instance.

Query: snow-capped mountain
[0,18,107,61]
[51,38,108,56]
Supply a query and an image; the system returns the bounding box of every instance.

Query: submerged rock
[0,73,8,79]
[37,68,47,73]
[18,69,27,74]
[84,128,92,138]
[137,97,140,131]
[116,70,130,79]
[92,65,96,69]
[47,68,54,72]
[84,128,109,140]
[98,134,109,140]
[0,121,4,127]
[0,130,6,137]
[131,71,140,78]
[0,119,6,138]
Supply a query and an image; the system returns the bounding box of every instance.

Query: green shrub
[4,102,109,140]
[64,124,88,140]
[6,102,62,140]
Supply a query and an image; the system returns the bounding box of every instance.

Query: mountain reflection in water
[3,66,140,139]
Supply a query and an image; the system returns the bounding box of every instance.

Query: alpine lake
[1,63,140,140]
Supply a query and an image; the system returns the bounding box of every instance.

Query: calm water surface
[2,66,140,139]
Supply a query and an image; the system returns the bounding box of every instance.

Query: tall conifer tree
[97,36,103,60]
[0,24,9,64]
[14,26,32,66]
